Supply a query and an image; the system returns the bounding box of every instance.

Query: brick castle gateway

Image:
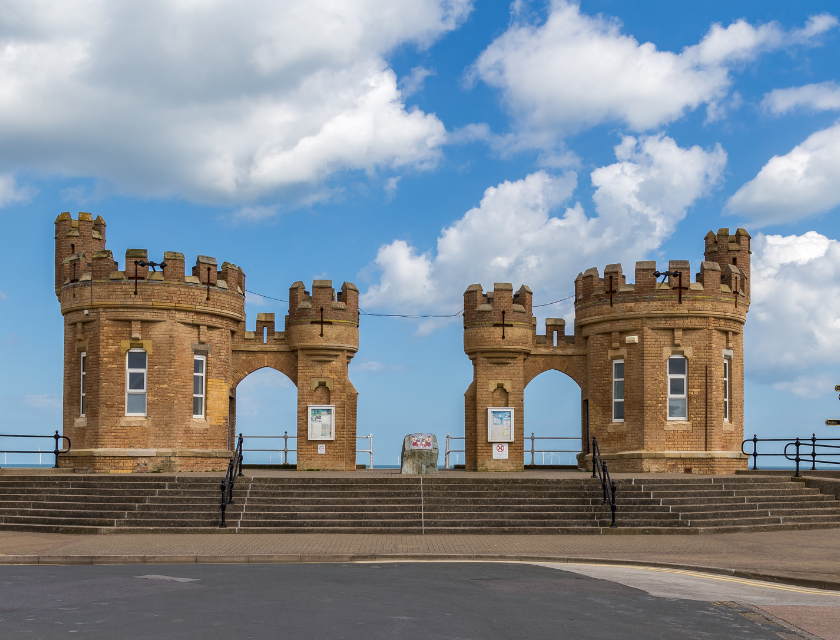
[54,212,749,473]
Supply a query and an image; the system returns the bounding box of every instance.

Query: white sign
[317,444,326,455]
[308,405,335,441]
[487,407,515,442]
[493,443,508,459]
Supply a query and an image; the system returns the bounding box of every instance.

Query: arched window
[667,355,687,420]
[126,349,147,416]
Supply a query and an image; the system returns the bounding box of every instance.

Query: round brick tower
[462,228,750,474]
[55,212,245,472]
[573,227,750,473]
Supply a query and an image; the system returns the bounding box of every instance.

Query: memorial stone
[401,433,438,474]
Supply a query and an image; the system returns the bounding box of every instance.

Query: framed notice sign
[308,405,335,441]
[487,407,514,442]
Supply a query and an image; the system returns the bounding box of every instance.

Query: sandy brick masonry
[463,228,751,473]
[55,212,358,472]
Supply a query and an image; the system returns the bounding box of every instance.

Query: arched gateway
[55,211,358,472]
[463,228,751,474]
[55,211,749,474]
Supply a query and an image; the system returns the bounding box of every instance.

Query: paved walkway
[2,528,838,592]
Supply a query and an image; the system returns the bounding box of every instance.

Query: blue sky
[1,0,840,466]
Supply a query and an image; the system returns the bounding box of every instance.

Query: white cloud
[773,373,835,399]
[0,290,7,301]
[0,1,470,205]
[470,2,836,144]
[354,361,407,373]
[0,173,34,207]
[23,394,61,410]
[727,123,840,224]
[763,81,840,114]
[748,232,840,383]
[398,66,435,97]
[383,176,401,201]
[361,134,725,328]
[232,205,280,224]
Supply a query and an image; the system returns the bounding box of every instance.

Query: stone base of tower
[59,448,233,473]
[578,450,748,474]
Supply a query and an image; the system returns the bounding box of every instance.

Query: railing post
[795,437,802,478]
[610,480,617,528]
[590,437,597,479]
[752,434,758,470]
[445,435,450,470]
[530,432,535,466]
[811,433,817,471]
[283,431,288,466]
[237,433,244,476]
[219,479,228,528]
[53,430,60,469]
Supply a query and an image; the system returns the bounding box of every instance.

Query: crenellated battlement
[286,279,359,330]
[463,283,533,326]
[55,212,245,305]
[573,229,750,320]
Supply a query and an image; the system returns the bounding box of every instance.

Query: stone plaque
[410,433,433,449]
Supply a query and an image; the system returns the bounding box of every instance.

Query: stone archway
[523,368,584,466]
[230,365,298,462]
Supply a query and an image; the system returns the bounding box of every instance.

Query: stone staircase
[0,474,837,534]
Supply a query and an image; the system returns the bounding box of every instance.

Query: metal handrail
[357,434,373,469]
[241,432,374,468]
[219,433,243,528]
[444,433,582,468]
[527,433,579,466]
[0,431,71,469]
[444,435,464,469]
[242,432,296,465]
[590,436,617,528]
[741,434,840,477]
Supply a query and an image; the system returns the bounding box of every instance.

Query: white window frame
[612,359,624,422]
[667,355,688,420]
[125,348,147,417]
[723,357,730,422]
[193,354,206,419]
[80,351,86,418]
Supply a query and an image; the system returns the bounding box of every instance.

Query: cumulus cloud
[727,123,840,224]
[361,135,725,329]
[763,81,840,114]
[470,1,836,145]
[773,373,835,399]
[0,1,470,204]
[0,174,34,207]
[748,232,840,385]
[399,66,435,97]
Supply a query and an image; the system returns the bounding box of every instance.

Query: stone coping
[62,448,233,458]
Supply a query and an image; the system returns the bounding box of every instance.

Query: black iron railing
[0,431,71,468]
[742,434,840,477]
[590,436,617,527]
[219,433,244,529]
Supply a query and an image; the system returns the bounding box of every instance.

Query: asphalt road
[0,562,828,639]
